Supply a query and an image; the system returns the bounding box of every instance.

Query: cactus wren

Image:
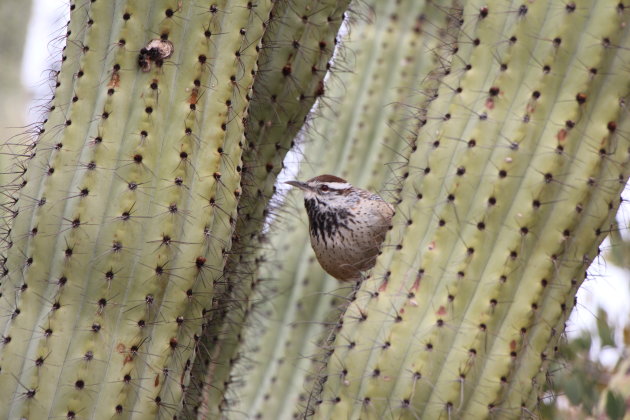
[286,174,394,282]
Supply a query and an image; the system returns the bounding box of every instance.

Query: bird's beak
[285,180,311,191]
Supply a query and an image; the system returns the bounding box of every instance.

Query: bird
[286,174,394,282]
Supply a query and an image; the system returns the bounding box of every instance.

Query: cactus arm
[1,1,126,416]
[512,27,630,410]
[237,210,331,418]
[0,0,274,418]
[222,1,452,418]
[191,1,351,417]
[311,1,630,419]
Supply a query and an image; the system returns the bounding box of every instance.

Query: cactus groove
[311,1,630,419]
[0,0,273,418]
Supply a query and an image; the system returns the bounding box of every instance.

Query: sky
[19,0,630,365]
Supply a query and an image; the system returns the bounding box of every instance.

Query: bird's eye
[320,185,329,192]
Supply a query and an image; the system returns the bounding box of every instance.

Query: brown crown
[307,174,347,184]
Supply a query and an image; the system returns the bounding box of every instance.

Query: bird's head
[286,174,356,211]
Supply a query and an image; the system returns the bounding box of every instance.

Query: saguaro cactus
[310,1,630,418]
[2,0,629,418]
[0,0,274,418]
[220,1,452,418]
[187,0,350,417]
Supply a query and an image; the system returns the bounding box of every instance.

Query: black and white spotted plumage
[287,174,394,281]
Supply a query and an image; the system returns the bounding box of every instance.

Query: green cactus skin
[310,1,630,419]
[189,1,351,417]
[221,1,452,418]
[0,0,274,418]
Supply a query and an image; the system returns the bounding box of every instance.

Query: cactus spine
[0,0,274,418]
[311,1,630,418]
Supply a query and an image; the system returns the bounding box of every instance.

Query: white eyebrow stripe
[322,182,352,189]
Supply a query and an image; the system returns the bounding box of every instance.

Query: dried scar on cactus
[138,39,174,72]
